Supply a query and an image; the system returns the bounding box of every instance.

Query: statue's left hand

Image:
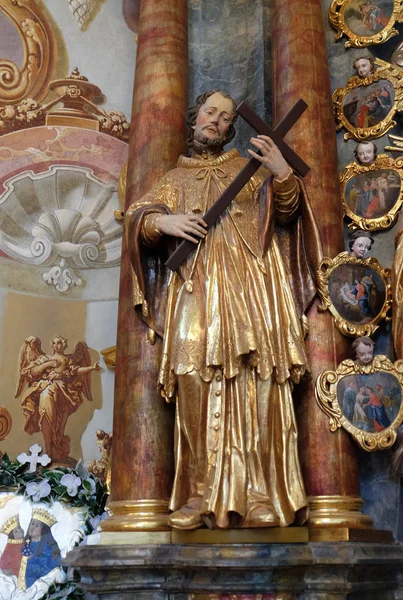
[93,361,105,374]
[248,135,291,180]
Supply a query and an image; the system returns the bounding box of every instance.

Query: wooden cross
[165,99,309,272]
[17,443,51,473]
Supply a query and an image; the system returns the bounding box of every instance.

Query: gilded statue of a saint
[128,91,322,529]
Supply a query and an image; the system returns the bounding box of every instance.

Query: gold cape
[128,149,322,528]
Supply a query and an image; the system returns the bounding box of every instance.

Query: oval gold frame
[0,0,58,104]
[316,355,403,451]
[329,0,403,48]
[317,251,392,337]
[341,154,403,230]
[333,59,403,141]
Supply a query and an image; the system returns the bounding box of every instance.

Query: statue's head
[354,141,377,165]
[348,230,374,258]
[51,335,67,352]
[187,90,238,154]
[353,56,375,78]
[352,335,375,365]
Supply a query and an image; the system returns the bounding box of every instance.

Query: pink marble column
[272,0,372,530]
[103,0,188,532]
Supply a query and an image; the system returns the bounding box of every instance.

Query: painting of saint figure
[328,263,386,325]
[344,0,392,36]
[337,372,401,433]
[343,80,394,128]
[345,169,401,219]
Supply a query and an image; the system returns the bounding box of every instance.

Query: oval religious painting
[343,0,393,37]
[337,372,402,434]
[342,79,395,129]
[328,263,386,325]
[345,168,401,219]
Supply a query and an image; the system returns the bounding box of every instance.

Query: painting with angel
[15,336,104,466]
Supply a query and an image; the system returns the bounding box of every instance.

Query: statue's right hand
[157,214,208,244]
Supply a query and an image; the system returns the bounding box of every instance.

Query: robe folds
[128,149,322,528]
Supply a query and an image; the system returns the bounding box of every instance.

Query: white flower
[60,474,81,497]
[26,479,51,502]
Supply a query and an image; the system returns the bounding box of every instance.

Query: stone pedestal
[66,542,403,599]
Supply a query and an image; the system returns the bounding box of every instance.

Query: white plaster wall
[42,0,136,119]
[81,299,118,463]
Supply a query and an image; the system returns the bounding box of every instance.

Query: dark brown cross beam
[165,99,309,272]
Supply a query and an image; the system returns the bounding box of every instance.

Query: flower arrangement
[0,453,107,523]
[0,454,108,599]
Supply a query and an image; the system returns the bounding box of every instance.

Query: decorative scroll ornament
[341,153,403,231]
[316,355,403,451]
[0,406,12,441]
[0,68,130,141]
[87,430,112,488]
[329,0,403,48]
[333,58,403,141]
[0,0,57,104]
[0,165,122,292]
[317,251,392,337]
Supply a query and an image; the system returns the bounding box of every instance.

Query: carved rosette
[316,356,403,451]
[0,0,57,104]
[329,0,403,48]
[333,59,403,142]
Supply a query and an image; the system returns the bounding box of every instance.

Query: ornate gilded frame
[317,252,392,337]
[0,0,58,104]
[316,355,403,451]
[341,154,403,230]
[333,59,403,141]
[329,0,403,48]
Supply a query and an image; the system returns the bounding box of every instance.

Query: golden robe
[129,149,322,528]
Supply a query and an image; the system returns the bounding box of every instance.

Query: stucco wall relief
[0,165,122,292]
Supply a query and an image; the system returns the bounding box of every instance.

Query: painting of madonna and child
[343,80,394,129]
[328,263,386,325]
[343,0,392,36]
[345,169,401,219]
[338,372,401,433]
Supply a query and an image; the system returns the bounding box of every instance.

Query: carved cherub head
[354,141,377,165]
[348,230,374,259]
[352,336,375,365]
[353,56,375,78]
[186,90,238,154]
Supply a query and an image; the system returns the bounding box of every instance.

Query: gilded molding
[329,0,403,48]
[341,154,403,231]
[317,251,392,337]
[333,59,403,142]
[0,0,57,104]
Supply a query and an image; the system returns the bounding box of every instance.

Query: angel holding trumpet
[15,336,104,465]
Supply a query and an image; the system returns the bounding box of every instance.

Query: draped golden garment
[134,149,309,528]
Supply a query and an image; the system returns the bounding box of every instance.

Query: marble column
[103,0,188,532]
[272,0,372,531]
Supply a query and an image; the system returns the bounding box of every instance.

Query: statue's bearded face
[192,92,235,153]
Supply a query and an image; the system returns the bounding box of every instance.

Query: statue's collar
[177,148,239,169]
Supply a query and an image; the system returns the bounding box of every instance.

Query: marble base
[65,541,403,599]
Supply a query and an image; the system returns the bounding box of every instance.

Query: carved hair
[354,141,377,162]
[352,336,375,354]
[348,230,374,251]
[186,90,238,147]
[353,55,375,74]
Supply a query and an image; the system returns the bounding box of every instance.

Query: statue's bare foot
[242,503,280,528]
[168,500,203,530]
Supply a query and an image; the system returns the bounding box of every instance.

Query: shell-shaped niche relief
[0,166,122,292]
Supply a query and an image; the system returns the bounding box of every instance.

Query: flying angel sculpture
[15,336,104,465]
